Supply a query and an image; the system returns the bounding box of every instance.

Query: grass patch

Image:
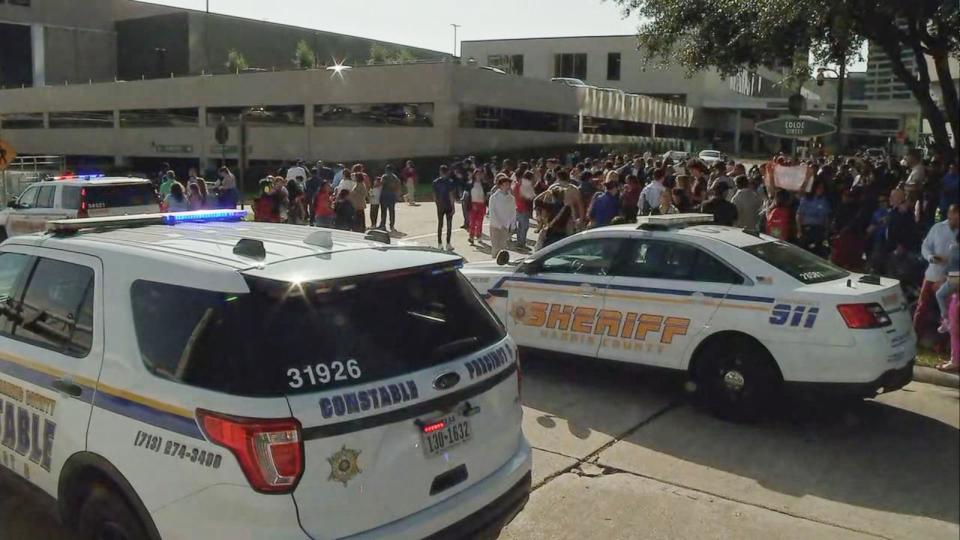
[916,347,949,368]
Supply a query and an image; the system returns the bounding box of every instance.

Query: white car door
[602,237,742,369]
[6,185,40,237]
[504,237,625,360]
[0,247,103,496]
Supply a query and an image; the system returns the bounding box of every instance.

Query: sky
[142,0,640,55]
[140,0,866,71]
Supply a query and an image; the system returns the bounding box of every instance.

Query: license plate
[421,415,472,457]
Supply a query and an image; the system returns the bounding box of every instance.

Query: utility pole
[450,24,461,58]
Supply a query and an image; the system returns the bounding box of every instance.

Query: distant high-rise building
[864,41,916,101]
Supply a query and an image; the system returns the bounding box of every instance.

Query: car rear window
[742,241,849,284]
[85,183,157,209]
[129,267,505,397]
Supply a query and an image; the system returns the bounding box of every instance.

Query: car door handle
[52,379,83,398]
[488,288,508,298]
[579,285,597,298]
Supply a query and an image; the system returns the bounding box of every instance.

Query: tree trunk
[876,38,953,156]
[931,52,959,150]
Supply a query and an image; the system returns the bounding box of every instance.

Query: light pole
[450,24,461,58]
[817,61,846,155]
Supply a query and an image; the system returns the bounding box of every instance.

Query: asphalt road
[2,203,958,540]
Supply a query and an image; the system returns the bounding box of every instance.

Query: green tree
[226,49,249,73]
[614,0,959,154]
[367,43,418,65]
[293,40,317,69]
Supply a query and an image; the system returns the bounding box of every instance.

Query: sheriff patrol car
[0,176,160,241]
[0,210,530,539]
[464,214,916,419]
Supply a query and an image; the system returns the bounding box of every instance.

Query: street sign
[0,139,16,171]
[755,116,837,139]
[153,144,194,154]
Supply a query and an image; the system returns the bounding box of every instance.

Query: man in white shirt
[730,175,763,229]
[915,204,959,344]
[286,160,308,183]
[639,167,667,215]
[904,149,926,188]
[488,177,517,260]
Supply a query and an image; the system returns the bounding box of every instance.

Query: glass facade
[314,103,434,127]
[460,105,578,133]
[48,111,113,129]
[582,116,651,137]
[0,112,43,129]
[120,108,199,128]
[554,53,587,80]
[206,105,305,126]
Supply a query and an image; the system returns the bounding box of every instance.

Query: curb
[913,366,960,389]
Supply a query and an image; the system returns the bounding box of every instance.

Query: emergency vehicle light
[47,209,249,233]
[53,173,106,180]
[636,213,715,229]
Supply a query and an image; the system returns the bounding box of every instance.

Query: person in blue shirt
[867,193,892,259]
[433,165,457,251]
[940,162,959,222]
[796,180,832,257]
[588,179,620,228]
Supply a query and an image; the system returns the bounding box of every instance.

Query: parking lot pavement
[503,355,960,540]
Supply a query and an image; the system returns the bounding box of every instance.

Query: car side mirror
[7,200,18,209]
[495,250,511,266]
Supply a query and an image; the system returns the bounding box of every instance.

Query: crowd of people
[425,148,958,372]
[155,147,958,372]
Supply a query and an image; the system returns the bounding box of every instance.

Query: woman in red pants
[468,168,489,245]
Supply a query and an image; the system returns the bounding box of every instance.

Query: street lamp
[817,65,845,154]
[450,24,461,58]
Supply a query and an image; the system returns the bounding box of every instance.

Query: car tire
[0,228,7,243]
[76,483,150,540]
[694,336,781,422]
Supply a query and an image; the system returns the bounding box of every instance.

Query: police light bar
[636,213,715,230]
[53,173,106,180]
[47,209,249,233]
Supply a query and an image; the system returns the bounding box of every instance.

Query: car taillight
[78,188,89,218]
[197,410,303,494]
[837,303,891,329]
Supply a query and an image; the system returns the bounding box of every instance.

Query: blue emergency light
[48,209,249,233]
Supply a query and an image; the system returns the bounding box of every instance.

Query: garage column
[31,24,45,87]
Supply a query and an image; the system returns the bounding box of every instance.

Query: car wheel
[76,483,150,540]
[694,337,780,422]
[0,228,7,243]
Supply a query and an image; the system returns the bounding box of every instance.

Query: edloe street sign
[755,116,837,139]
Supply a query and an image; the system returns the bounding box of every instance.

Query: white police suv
[464,214,916,420]
[0,176,161,241]
[0,210,530,539]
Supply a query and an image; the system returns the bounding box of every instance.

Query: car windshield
[742,241,850,284]
[129,268,504,397]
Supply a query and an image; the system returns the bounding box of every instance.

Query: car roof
[7,222,460,280]
[47,177,152,186]
[580,223,772,248]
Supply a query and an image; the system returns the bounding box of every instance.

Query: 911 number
[769,303,818,328]
[287,360,362,389]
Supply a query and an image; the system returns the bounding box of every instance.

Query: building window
[206,106,305,126]
[314,103,434,127]
[582,116,651,137]
[606,53,621,81]
[849,117,900,131]
[120,108,199,128]
[487,55,524,75]
[460,105,578,133]
[0,112,43,129]
[49,111,113,129]
[554,53,587,80]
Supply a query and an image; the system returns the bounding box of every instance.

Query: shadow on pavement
[519,352,960,527]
